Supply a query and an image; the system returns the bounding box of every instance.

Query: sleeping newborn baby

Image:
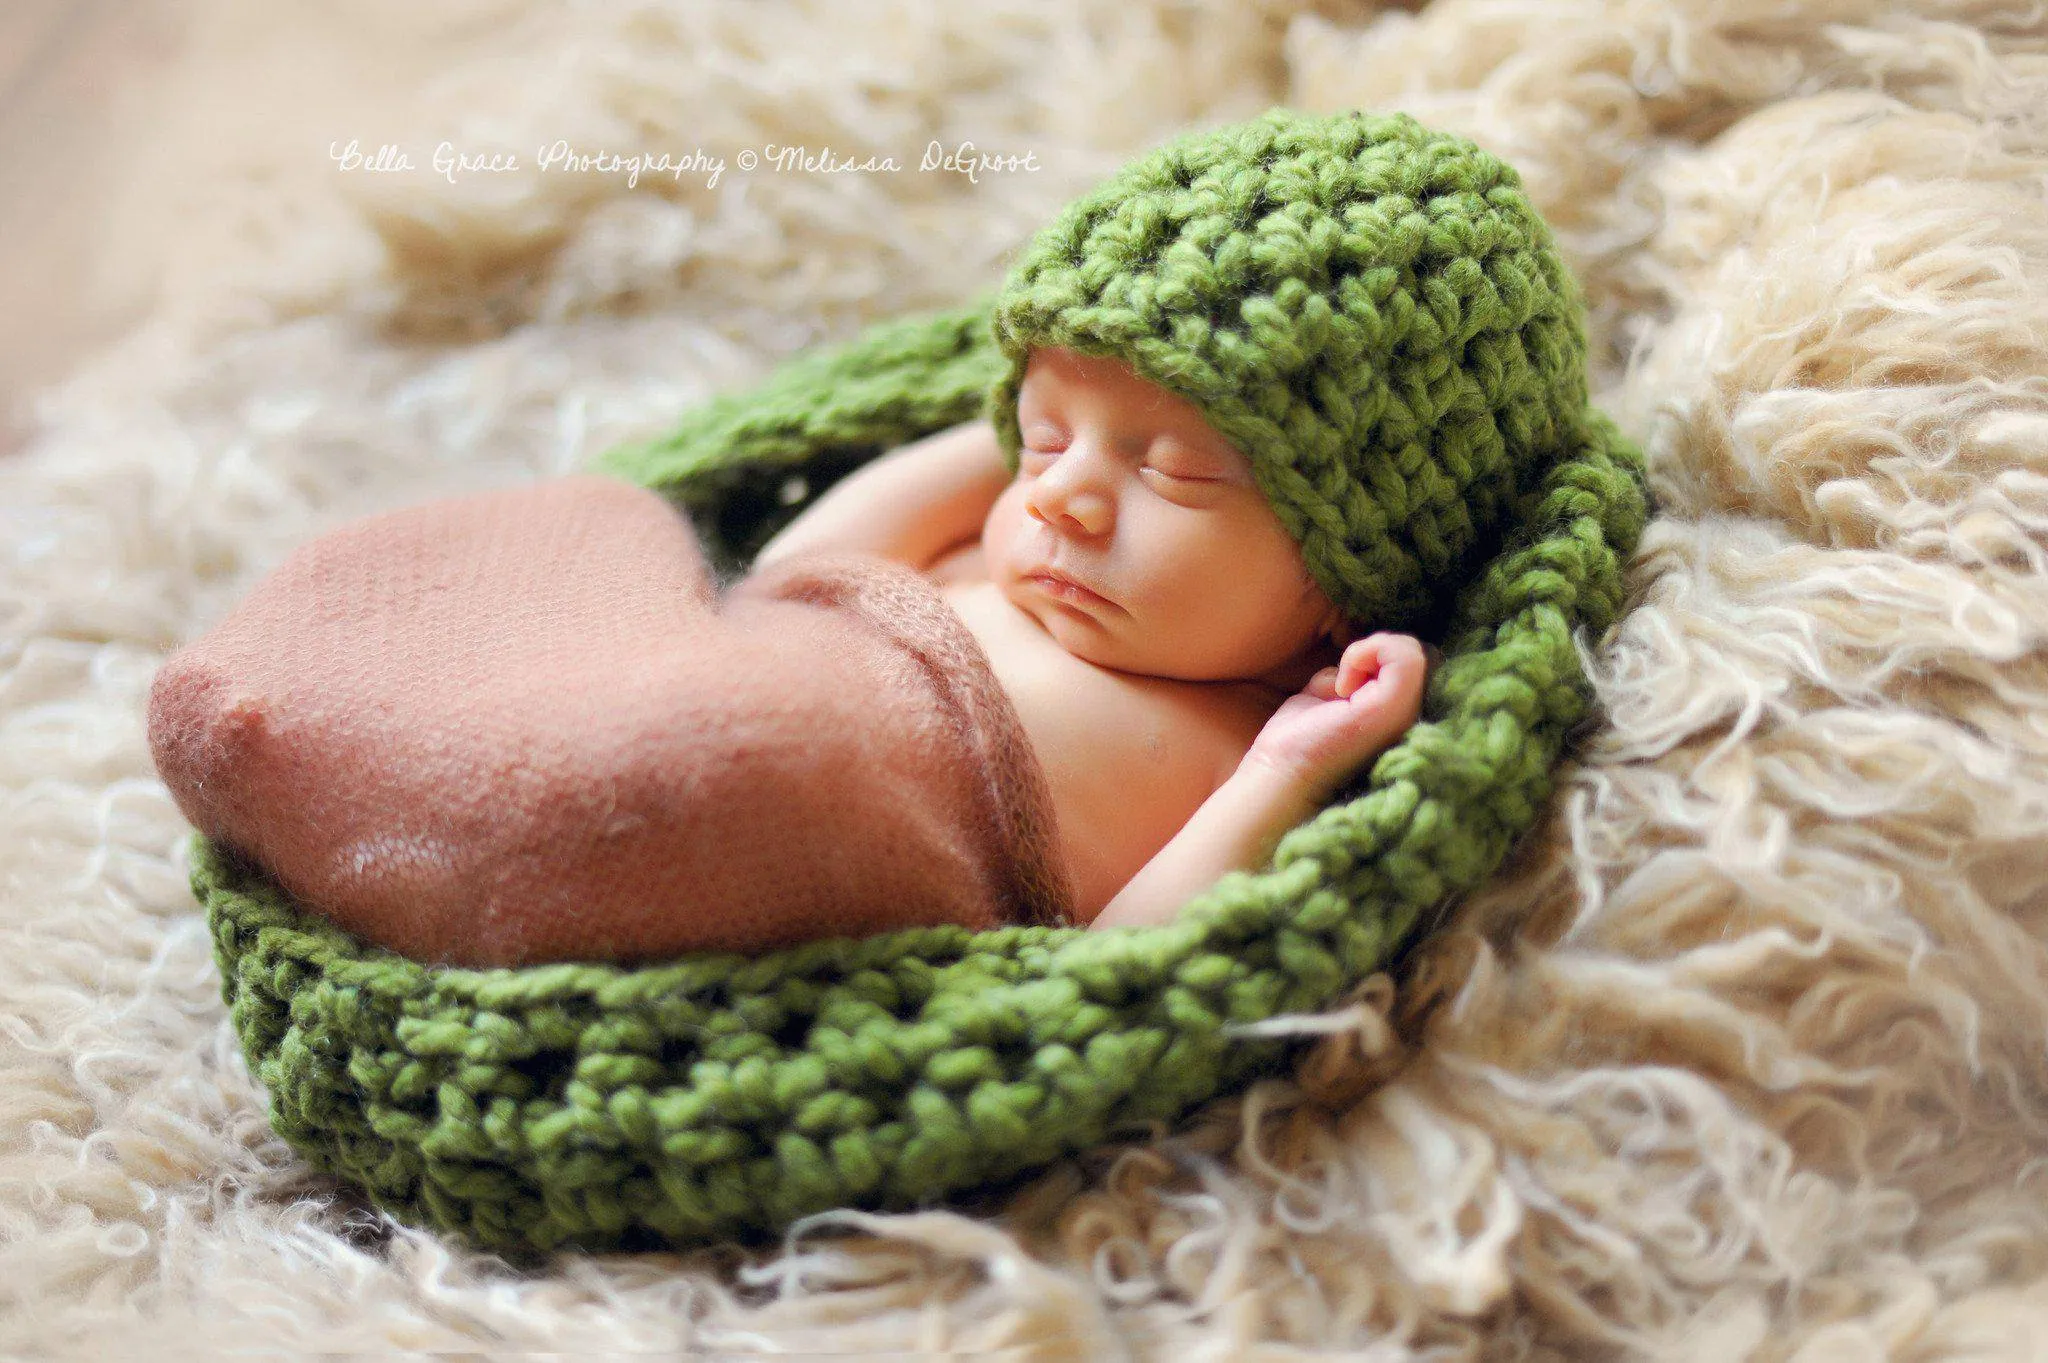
[755,346,1428,931]
[146,344,1427,966]
[149,106,1575,967]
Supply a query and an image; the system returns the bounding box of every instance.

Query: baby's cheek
[980,485,1024,562]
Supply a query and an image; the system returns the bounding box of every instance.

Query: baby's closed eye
[1141,458,1217,483]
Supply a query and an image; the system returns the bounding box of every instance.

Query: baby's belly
[934,574,1244,921]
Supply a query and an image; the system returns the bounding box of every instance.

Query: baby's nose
[1027,484,1111,537]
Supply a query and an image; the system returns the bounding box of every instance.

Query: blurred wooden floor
[0,0,190,457]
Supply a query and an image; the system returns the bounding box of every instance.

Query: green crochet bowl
[197,294,1648,1258]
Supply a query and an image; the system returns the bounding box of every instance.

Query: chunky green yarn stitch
[195,107,1651,1258]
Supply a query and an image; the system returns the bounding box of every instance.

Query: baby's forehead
[1019,347,1252,464]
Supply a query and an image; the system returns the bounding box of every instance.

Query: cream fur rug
[6,0,2048,1357]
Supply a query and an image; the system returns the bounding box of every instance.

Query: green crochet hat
[988,106,1590,634]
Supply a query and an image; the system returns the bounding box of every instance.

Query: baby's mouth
[1026,569,1112,610]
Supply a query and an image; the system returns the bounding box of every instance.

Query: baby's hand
[1245,633,1430,796]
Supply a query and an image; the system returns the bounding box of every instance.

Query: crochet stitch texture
[197,107,1651,1256]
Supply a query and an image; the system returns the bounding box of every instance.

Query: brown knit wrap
[146,474,1077,967]
[734,552,1078,935]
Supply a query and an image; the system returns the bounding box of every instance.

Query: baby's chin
[1009,589,1210,679]
[1005,581,1126,658]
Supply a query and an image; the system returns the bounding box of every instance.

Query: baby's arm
[753,420,1011,573]
[1086,758,1326,931]
[1088,634,1431,932]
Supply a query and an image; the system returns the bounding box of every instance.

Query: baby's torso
[925,539,1280,922]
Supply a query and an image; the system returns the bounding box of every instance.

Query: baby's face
[981,347,1344,684]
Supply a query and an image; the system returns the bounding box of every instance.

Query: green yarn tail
[592,295,1006,578]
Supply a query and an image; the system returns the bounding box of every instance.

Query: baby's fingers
[1335,634,1420,699]
[1334,646,1377,699]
